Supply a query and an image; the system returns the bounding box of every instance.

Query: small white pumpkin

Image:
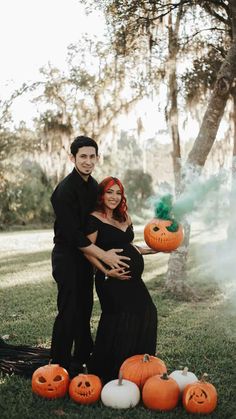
[169,367,198,392]
[101,372,140,409]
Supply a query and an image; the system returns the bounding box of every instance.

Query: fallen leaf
[2,335,10,340]
[52,409,66,416]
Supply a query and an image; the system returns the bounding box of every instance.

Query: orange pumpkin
[182,373,217,414]
[144,218,184,251]
[69,372,102,404]
[142,372,180,411]
[119,354,167,388]
[32,363,69,399]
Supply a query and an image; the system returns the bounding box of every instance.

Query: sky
[0,0,107,124]
[0,0,167,139]
[0,0,105,85]
[0,0,228,144]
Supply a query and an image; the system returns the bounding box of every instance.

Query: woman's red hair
[95,177,128,222]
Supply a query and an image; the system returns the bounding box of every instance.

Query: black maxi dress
[86,215,158,383]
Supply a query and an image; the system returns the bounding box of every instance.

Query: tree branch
[133,0,191,24]
[203,3,230,27]
[181,26,228,48]
[0,82,41,124]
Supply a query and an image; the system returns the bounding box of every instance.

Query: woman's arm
[127,213,159,255]
[132,244,160,255]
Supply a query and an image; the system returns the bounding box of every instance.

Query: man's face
[71,146,98,178]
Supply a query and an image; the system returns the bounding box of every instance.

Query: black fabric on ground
[0,338,50,378]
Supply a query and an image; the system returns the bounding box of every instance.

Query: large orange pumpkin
[144,218,184,251]
[32,363,69,399]
[182,374,217,414]
[119,354,167,388]
[142,372,180,411]
[69,372,102,404]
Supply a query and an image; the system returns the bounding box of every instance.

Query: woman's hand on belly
[105,267,131,280]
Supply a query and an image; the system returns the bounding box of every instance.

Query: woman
[85,176,158,383]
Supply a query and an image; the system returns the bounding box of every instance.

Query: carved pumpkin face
[183,381,217,414]
[144,218,184,251]
[69,373,102,404]
[32,364,69,399]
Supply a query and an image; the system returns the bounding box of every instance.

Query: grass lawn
[0,228,235,418]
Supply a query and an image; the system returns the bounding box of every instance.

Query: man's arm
[83,231,130,279]
[80,242,130,269]
[51,188,130,268]
[51,187,91,248]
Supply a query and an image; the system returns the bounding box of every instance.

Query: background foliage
[0,1,235,228]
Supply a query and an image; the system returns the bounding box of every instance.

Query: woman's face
[103,183,122,211]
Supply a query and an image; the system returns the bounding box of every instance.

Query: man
[50,135,129,376]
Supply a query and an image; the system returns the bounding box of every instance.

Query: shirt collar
[72,167,93,185]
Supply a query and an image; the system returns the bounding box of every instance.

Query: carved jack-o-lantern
[32,363,69,399]
[69,373,102,405]
[144,218,184,251]
[183,374,217,414]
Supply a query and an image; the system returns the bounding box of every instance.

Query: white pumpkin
[101,373,140,409]
[169,367,198,392]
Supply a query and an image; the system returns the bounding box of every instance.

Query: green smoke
[154,194,173,219]
[154,194,179,232]
[173,174,224,220]
[152,173,225,230]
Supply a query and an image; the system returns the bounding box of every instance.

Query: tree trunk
[166,0,236,297]
[232,92,236,181]
[227,87,236,241]
[167,5,182,194]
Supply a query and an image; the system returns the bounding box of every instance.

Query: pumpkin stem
[182,367,189,375]
[118,371,123,386]
[82,363,88,374]
[143,354,150,362]
[48,359,52,365]
[161,372,169,380]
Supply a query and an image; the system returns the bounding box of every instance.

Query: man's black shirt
[51,168,98,249]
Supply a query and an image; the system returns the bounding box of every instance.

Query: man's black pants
[50,245,94,370]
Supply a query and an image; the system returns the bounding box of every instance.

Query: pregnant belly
[95,245,151,314]
[120,244,144,279]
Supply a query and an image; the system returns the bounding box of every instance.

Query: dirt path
[0,221,226,258]
[0,229,53,258]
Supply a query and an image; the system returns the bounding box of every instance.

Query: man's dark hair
[70,136,98,156]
